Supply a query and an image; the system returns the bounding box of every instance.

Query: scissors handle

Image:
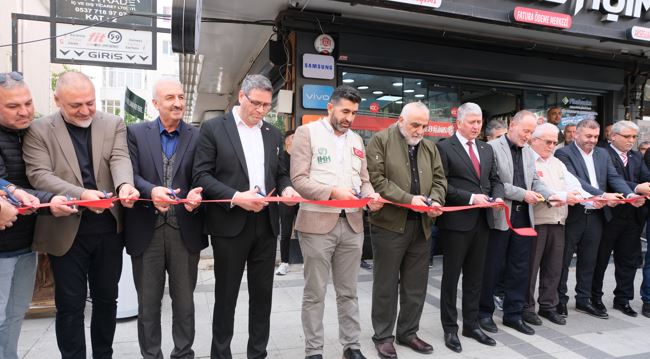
[1,185,22,207]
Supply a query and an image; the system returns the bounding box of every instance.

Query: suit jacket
[436,134,505,232]
[290,121,374,235]
[192,112,291,238]
[555,142,633,222]
[23,111,134,256]
[366,125,447,238]
[604,146,650,224]
[123,119,208,256]
[489,135,553,231]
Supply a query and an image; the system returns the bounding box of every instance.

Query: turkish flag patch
[353,147,364,159]
[537,170,543,177]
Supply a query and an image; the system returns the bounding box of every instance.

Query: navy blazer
[124,119,207,256]
[192,112,292,238]
[605,146,650,224]
[435,134,505,231]
[555,142,633,222]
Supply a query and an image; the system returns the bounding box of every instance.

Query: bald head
[153,77,186,125]
[55,71,94,95]
[153,77,183,100]
[53,71,96,128]
[507,110,537,147]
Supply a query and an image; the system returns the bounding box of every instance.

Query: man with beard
[365,102,447,358]
[555,124,576,151]
[23,71,140,358]
[436,102,504,353]
[547,107,564,143]
[291,85,383,359]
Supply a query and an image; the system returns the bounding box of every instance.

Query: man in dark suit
[555,119,642,320]
[436,102,504,353]
[192,74,300,359]
[125,78,207,359]
[592,121,650,317]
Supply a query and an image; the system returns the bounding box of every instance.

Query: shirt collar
[575,142,593,157]
[610,143,627,157]
[157,117,182,135]
[455,131,472,145]
[233,105,264,129]
[321,117,347,138]
[505,135,521,151]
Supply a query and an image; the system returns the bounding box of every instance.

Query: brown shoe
[374,342,397,359]
[396,336,434,354]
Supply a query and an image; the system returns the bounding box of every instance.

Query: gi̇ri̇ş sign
[53,23,154,69]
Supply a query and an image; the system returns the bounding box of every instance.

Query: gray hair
[152,77,183,99]
[0,73,26,90]
[457,102,482,122]
[400,101,430,120]
[576,119,600,130]
[485,119,506,137]
[611,120,639,134]
[564,123,576,130]
[532,123,559,138]
[241,74,272,95]
[639,141,650,148]
[55,71,93,95]
[511,110,536,124]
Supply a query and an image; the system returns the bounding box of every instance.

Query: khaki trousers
[298,218,363,356]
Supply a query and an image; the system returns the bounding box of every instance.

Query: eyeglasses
[534,138,558,146]
[244,93,272,110]
[616,133,638,139]
[0,71,23,85]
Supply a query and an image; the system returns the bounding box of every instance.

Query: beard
[398,123,423,146]
[330,116,350,133]
[63,116,93,128]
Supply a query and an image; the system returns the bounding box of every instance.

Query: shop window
[102,68,145,90]
[102,99,121,116]
[524,91,599,129]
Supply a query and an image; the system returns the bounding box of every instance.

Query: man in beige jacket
[23,71,139,359]
[291,85,383,359]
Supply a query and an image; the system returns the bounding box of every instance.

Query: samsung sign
[302,85,334,110]
[302,54,335,80]
[542,0,650,22]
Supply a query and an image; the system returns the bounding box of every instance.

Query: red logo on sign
[88,33,106,43]
[451,107,458,118]
[513,7,572,29]
[369,102,380,113]
[353,147,364,159]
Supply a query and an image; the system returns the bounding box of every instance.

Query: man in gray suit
[478,110,556,336]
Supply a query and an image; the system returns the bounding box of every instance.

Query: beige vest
[533,156,569,225]
[300,119,364,214]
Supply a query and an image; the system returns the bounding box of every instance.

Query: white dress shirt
[233,106,266,194]
[575,143,599,189]
[532,151,591,201]
[455,131,480,163]
[322,119,347,167]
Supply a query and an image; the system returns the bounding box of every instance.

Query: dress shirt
[575,143,599,208]
[322,119,347,168]
[158,117,182,159]
[505,136,526,190]
[232,106,266,194]
[455,132,480,163]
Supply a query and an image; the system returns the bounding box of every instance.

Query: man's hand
[472,194,492,205]
[233,189,268,212]
[524,191,544,204]
[281,186,302,206]
[330,187,357,201]
[50,195,78,217]
[118,183,140,208]
[12,189,40,215]
[635,182,650,196]
[602,192,625,207]
[546,194,565,207]
[410,195,431,213]
[152,186,178,213]
[565,191,582,206]
[184,187,203,212]
[426,201,443,217]
[629,194,646,208]
[366,192,384,212]
[81,190,113,213]
[0,197,18,230]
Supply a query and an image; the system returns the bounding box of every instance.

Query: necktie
[621,152,628,167]
[467,141,481,176]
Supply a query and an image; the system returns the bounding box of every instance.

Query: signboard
[302,85,334,109]
[302,114,323,125]
[53,0,154,26]
[513,7,572,29]
[386,0,441,8]
[124,87,146,123]
[629,25,650,41]
[53,23,155,69]
[302,54,335,80]
[352,115,454,137]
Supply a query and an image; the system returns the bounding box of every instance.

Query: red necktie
[467,141,481,177]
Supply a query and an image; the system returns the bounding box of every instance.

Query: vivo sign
[542,0,650,22]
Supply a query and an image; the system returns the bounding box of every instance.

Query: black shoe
[538,309,566,325]
[503,319,535,335]
[444,332,462,353]
[591,297,607,313]
[522,311,542,326]
[462,328,496,346]
[576,302,608,319]
[557,303,568,317]
[613,302,638,317]
[306,355,323,359]
[642,303,650,318]
[360,260,373,270]
[343,348,367,359]
[478,317,498,333]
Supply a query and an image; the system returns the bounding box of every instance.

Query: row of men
[0,71,648,359]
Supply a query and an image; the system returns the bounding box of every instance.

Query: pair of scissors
[167,187,180,201]
[2,186,22,207]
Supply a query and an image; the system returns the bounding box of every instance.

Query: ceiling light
[357,85,369,90]
[342,79,354,83]
[362,98,367,101]
[377,95,402,102]
[415,94,425,98]
[342,72,347,76]
[404,89,415,93]
[373,90,383,95]
[392,82,403,87]
[396,100,404,104]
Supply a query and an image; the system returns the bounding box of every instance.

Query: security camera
[289,0,301,8]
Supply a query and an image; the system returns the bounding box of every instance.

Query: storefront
[274,0,650,142]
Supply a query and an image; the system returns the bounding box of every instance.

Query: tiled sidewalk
[17,256,650,359]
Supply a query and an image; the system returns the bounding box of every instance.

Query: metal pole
[11,13,18,71]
